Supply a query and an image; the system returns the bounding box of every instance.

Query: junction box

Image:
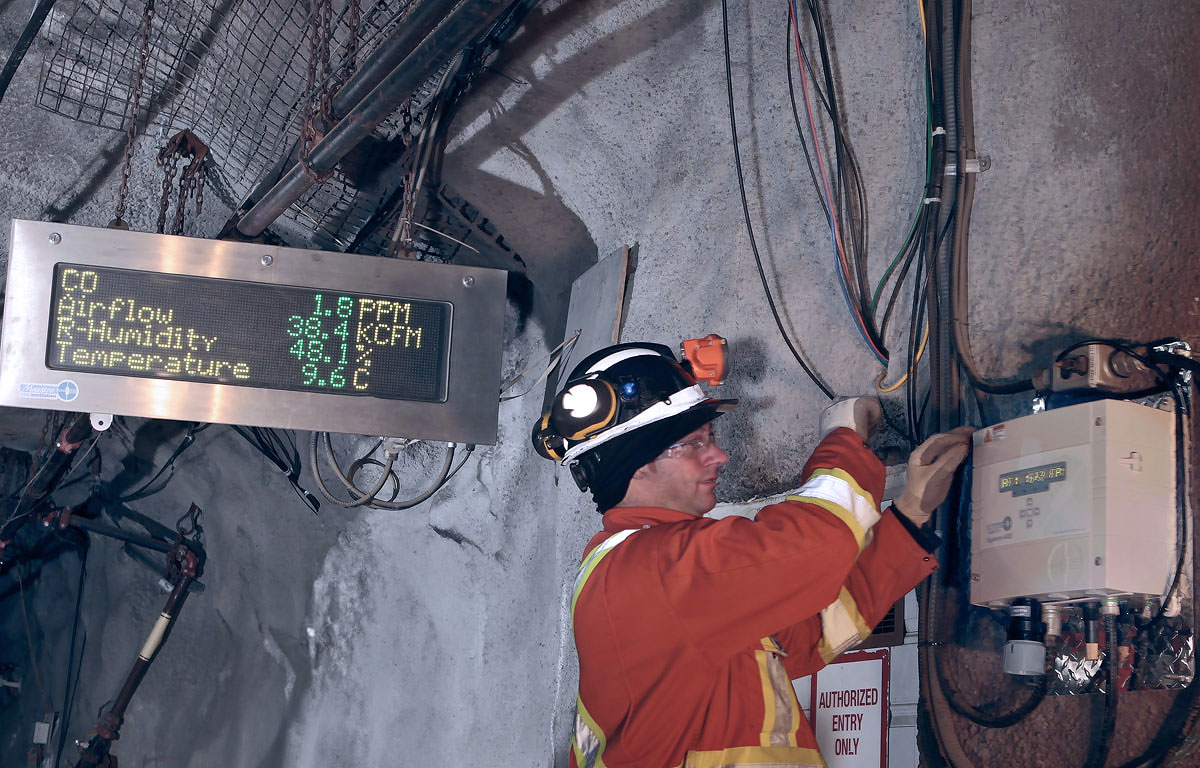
[970,399,1176,606]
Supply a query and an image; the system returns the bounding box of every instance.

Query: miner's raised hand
[818,396,883,442]
[894,426,975,526]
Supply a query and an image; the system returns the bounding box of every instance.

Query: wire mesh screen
[36,0,423,247]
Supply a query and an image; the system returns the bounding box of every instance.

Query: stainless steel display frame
[0,220,506,443]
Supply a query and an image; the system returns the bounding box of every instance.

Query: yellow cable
[876,322,929,393]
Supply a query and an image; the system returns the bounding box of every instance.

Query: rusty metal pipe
[235,0,511,237]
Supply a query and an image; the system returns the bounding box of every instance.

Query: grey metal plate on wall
[0,220,506,444]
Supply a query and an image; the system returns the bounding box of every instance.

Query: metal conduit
[235,0,512,238]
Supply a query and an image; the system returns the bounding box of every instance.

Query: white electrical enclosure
[970,399,1176,606]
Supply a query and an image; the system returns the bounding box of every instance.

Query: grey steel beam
[236,0,512,238]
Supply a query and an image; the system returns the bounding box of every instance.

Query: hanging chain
[155,129,208,235]
[299,0,334,182]
[178,151,206,229]
[299,0,361,183]
[111,0,156,229]
[156,149,179,234]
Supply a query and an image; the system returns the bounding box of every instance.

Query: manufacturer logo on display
[18,380,80,402]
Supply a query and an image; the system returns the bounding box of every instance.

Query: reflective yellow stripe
[786,470,880,552]
[572,528,638,613]
[785,496,868,551]
[573,697,608,768]
[815,587,872,664]
[570,529,640,768]
[754,649,777,747]
[806,467,877,511]
[754,636,800,749]
[681,744,826,767]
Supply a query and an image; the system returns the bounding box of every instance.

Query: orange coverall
[569,428,938,768]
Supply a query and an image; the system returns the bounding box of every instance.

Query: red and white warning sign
[805,648,888,767]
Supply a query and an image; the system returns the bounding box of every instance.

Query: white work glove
[894,426,975,526]
[818,396,882,442]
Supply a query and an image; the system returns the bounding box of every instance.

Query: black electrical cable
[879,200,957,350]
[347,457,402,503]
[54,542,88,768]
[784,24,833,227]
[1,428,99,543]
[789,0,890,361]
[115,424,206,503]
[934,646,1048,727]
[929,443,1048,729]
[907,256,929,440]
[1083,612,1119,768]
[0,0,58,107]
[720,0,835,400]
[801,0,876,347]
[232,425,320,513]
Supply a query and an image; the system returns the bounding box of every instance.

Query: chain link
[111,0,156,228]
[173,158,204,235]
[155,130,207,235]
[299,0,361,184]
[156,149,179,234]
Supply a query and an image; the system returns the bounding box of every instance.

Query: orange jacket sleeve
[772,508,937,679]
[653,428,904,663]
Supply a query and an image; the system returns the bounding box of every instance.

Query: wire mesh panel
[36,0,423,246]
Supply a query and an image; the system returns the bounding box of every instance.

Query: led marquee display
[48,264,452,402]
[0,220,506,442]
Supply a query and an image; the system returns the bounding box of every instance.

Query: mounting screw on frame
[260,254,274,266]
[462,275,475,288]
[48,233,61,244]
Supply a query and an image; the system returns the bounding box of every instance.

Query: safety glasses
[659,429,719,460]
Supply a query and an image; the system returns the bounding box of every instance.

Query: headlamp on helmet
[530,338,737,492]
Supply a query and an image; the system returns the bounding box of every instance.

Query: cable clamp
[931,126,946,136]
[945,155,992,176]
[923,197,941,205]
[382,436,417,458]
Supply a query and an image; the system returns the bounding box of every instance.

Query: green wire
[870,38,936,318]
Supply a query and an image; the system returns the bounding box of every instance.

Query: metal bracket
[945,155,991,176]
[90,412,114,431]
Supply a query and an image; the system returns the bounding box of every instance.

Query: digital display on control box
[998,461,1067,497]
[47,263,452,402]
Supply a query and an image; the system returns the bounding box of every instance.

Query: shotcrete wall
[0,1,1196,766]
